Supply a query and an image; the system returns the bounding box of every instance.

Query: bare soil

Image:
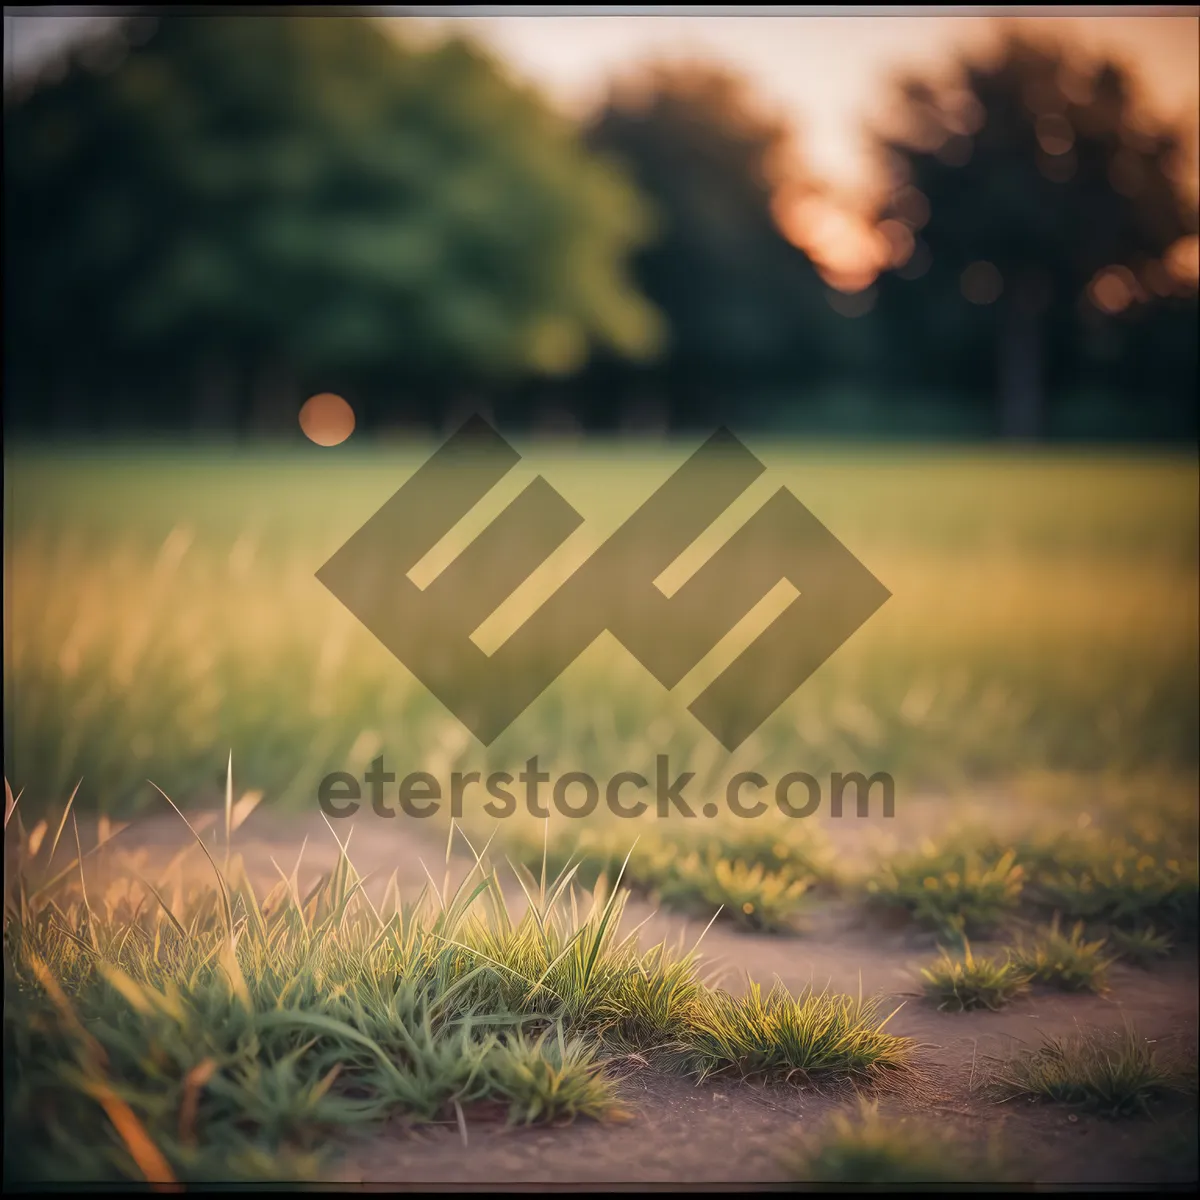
[62,804,1200,1189]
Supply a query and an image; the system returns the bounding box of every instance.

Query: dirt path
[57,807,1200,1188]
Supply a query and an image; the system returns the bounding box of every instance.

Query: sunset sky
[7,7,1198,287]
[401,8,1199,286]
[402,9,1199,196]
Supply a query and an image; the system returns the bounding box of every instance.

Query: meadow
[3,438,1198,1185]
[6,439,1197,812]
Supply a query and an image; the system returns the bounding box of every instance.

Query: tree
[873,31,1198,439]
[3,13,662,433]
[580,63,833,431]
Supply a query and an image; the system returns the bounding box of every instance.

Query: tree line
[4,14,1197,440]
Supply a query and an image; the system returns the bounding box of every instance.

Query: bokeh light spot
[1165,235,1200,286]
[1035,113,1074,156]
[299,393,355,446]
[1088,266,1137,314]
[878,218,915,268]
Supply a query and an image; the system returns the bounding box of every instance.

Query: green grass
[863,820,1199,942]
[3,445,1197,936]
[991,1027,1179,1117]
[5,444,1197,815]
[1012,920,1114,993]
[501,820,832,933]
[1027,840,1199,934]
[669,981,911,1084]
[780,1099,1003,1184]
[2,784,915,1186]
[1110,925,1174,968]
[865,844,1025,936]
[920,941,1032,1012]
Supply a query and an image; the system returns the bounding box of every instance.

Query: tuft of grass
[2,788,909,1185]
[480,1025,629,1126]
[780,1099,1003,1184]
[502,822,829,934]
[649,849,813,934]
[1012,919,1114,993]
[1023,836,1199,935]
[865,844,1025,936]
[992,1026,1178,1117]
[920,940,1032,1012]
[1110,924,1174,968]
[672,981,913,1084]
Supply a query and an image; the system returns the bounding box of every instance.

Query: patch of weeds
[480,1026,628,1126]
[2,777,909,1186]
[650,848,813,933]
[920,940,1032,1012]
[600,941,705,1052]
[501,821,828,933]
[991,1026,1178,1117]
[1013,919,1114,992]
[1110,925,1174,968]
[1023,836,1198,934]
[780,1099,1004,1184]
[865,842,1024,936]
[674,982,914,1084]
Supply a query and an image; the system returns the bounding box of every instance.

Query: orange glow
[1035,113,1074,156]
[1088,266,1137,314]
[1165,235,1200,286]
[404,13,1199,207]
[891,185,930,231]
[299,393,356,446]
[772,189,888,292]
[877,219,915,269]
[1142,259,1175,297]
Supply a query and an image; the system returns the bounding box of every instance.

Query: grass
[1027,839,1199,934]
[5,444,1197,815]
[991,1027,1179,1117]
[864,844,1026,936]
[1110,925,1175,968]
[502,820,832,934]
[780,1099,1003,1185]
[671,981,910,1084]
[1012,919,1114,993]
[4,443,1197,1184]
[920,941,1032,1011]
[863,820,1199,943]
[2,782,915,1186]
[5,444,1196,938]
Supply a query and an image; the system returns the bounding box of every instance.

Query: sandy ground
[41,804,1200,1189]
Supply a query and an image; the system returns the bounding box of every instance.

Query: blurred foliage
[577,64,837,430]
[3,18,1197,438]
[3,13,662,431]
[872,31,1199,438]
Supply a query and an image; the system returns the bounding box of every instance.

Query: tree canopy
[4,14,663,430]
[872,31,1198,437]
[581,63,833,430]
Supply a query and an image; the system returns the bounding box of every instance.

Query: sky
[400,8,1199,284]
[398,9,1200,200]
[6,7,1198,285]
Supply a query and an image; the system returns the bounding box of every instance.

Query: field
[3,439,1198,1186]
